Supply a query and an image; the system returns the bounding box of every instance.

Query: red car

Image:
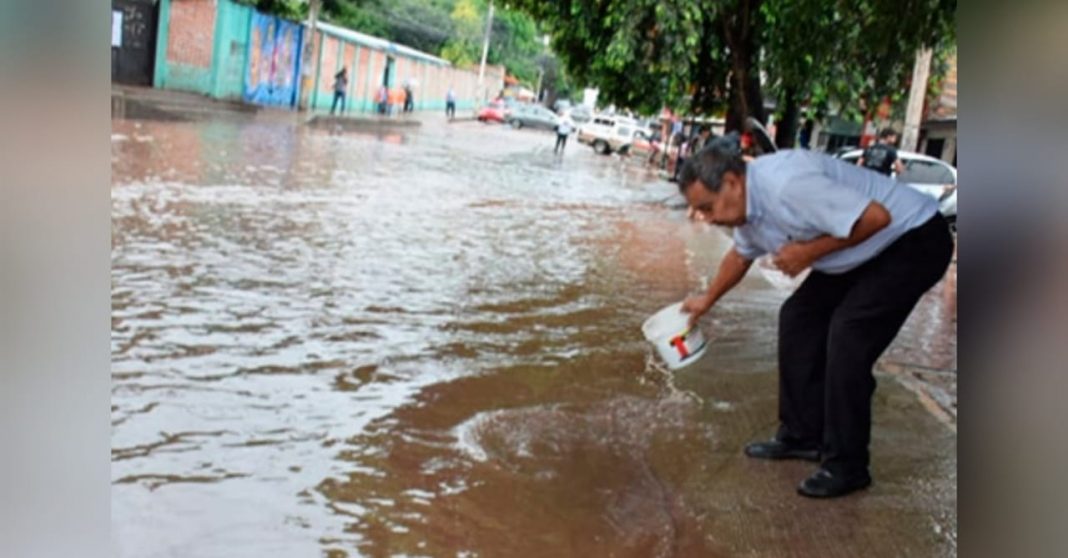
[477,101,508,123]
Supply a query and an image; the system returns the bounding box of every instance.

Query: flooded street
[112,114,957,557]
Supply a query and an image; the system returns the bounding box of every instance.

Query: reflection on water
[112,116,956,557]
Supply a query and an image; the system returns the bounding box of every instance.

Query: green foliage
[440,0,483,66]
[487,9,542,83]
[512,0,704,115]
[511,0,955,126]
[763,0,956,121]
[233,0,305,20]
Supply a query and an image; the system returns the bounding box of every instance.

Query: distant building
[113,0,503,114]
[919,51,957,165]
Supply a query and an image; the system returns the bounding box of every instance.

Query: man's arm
[682,247,754,328]
[893,158,905,175]
[772,201,892,276]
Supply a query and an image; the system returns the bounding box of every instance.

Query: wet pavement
[111,112,957,557]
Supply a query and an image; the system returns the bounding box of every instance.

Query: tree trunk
[774,87,800,148]
[723,0,766,132]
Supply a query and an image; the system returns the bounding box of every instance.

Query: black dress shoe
[743,439,820,462]
[797,468,872,498]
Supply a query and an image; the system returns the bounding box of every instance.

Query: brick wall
[318,35,340,94]
[355,48,370,103]
[167,0,216,68]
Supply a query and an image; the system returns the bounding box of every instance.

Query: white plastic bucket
[641,302,708,370]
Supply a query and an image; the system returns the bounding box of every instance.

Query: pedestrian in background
[857,128,904,176]
[554,115,574,155]
[377,84,388,115]
[799,117,815,149]
[403,83,414,113]
[330,68,348,115]
[445,86,457,119]
[389,87,404,116]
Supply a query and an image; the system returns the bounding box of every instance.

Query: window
[899,160,955,185]
[617,127,632,137]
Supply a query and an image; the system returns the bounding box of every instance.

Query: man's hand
[681,293,714,329]
[773,242,818,277]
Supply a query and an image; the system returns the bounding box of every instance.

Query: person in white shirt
[554,115,574,155]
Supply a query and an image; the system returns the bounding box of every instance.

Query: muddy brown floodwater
[112,113,957,557]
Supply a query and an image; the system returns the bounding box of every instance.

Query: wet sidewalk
[111,111,956,557]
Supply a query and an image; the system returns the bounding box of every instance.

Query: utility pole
[477,0,494,105]
[901,47,932,152]
[299,0,322,111]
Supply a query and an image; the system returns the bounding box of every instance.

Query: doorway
[111,0,159,86]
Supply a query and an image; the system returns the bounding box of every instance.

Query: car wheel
[945,214,956,234]
[510,120,523,129]
[593,140,610,155]
[618,145,631,156]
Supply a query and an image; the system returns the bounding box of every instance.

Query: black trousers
[776,213,954,474]
[446,101,456,118]
[330,92,345,114]
[554,133,568,153]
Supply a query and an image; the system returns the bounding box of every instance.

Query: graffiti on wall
[244,12,303,107]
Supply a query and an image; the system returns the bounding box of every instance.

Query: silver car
[837,149,957,231]
[506,104,560,131]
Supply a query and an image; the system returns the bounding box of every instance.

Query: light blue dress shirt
[733,149,938,274]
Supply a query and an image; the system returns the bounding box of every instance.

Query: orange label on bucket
[668,329,706,362]
[670,335,690,358]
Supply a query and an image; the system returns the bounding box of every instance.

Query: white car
[837,149,957,231]
[576,114,643,155]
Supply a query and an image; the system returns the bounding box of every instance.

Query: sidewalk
[112,85,475,128]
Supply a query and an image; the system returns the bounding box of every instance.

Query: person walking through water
[330,68,348,115]
[376,84,388,115]
[676,145,953,498]
[857,128,905,176]
[554,114,573,155]
[403,83,414,113]
[445,86,456,120]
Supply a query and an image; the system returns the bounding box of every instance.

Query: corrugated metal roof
[312,21,451,67]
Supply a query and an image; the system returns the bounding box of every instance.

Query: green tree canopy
[511,0,955,137]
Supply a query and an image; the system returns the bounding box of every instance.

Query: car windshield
[899,160,956,185]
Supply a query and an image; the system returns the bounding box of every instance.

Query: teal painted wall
[153,0,212,96]
[152,0,170,90]
[151,0,481,113]
[210,0,253,100]
[154,0,250,98]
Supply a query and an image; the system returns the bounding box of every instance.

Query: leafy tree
[486,8,542,84]
[511,0,955,135]
[440,0,483,66]
[763,0,956,146]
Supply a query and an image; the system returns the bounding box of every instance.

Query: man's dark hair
[879,127,897,139]
[678,144,747,194]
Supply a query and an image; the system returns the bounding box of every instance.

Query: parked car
[506,104,560,131]
[576,114,643,154]
[565,105,593,124]
[477,100,508,123]
[629,130,662,156]
[836,149,957,230]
